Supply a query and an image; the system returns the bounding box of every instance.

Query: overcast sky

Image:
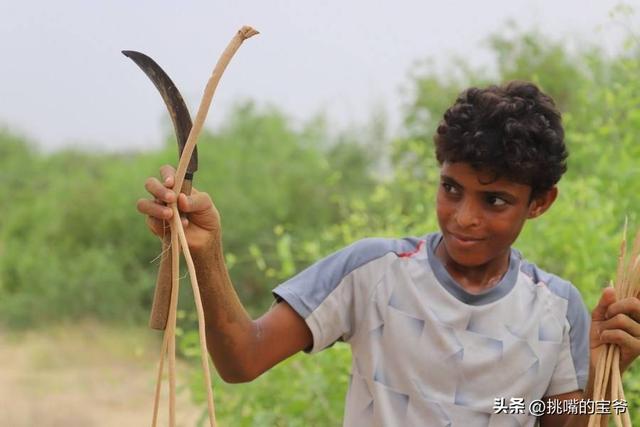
[1,1,637,152]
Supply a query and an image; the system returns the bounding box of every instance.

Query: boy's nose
[454,199,481,228]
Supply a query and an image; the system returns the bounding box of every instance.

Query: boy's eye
[487,195,507,207]
[442,182,459,194]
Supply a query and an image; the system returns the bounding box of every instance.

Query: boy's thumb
[591,287,616,321]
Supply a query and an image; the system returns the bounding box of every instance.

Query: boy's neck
[434,241,511,294]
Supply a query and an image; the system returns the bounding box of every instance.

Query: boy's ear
[527,186,558,219]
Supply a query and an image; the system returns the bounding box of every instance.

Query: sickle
[122,50,196,330]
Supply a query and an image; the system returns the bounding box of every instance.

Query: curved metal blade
[122,50,198,177]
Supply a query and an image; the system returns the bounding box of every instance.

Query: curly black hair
[434,81,568,198]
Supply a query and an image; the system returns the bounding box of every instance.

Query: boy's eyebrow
[440,175,460,186]
[440,174,518,201]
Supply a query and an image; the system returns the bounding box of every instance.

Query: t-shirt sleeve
[544,284,591,396]
[272,237,418,354]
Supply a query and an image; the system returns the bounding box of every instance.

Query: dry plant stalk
[588,222,640,427]
[150,26,259,427]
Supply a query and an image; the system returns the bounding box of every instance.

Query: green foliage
[0,101,381,326]
[185,343,351,427]
[487,23,585,110]
[0,143,154,326]
[180,101,381,309]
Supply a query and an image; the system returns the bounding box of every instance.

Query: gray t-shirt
[273,232,590,427]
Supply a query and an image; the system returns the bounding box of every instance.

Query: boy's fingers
[145,216,171,236]
[159,164,176,187]
[592,287,617,322]
[598,313,640,338]
[599,329,640,352]
[137,198,173,220]
[178,192,213,213]
[606,297,640,323]
[144,177,177,203]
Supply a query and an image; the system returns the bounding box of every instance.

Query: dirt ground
[0,322,205,427]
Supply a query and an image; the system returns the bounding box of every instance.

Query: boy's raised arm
[137,165,312,383]
[191,238,312,383]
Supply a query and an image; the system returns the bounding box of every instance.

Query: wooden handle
[149,234,173,329]
[148,180,193,330]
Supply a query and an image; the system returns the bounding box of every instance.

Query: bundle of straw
[588,222,640,427]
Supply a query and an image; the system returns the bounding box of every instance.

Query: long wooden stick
[611,348,622,427]
[150,328,168,426]
[619,380,631,426]
[169,223,180,425]
[173,26,259,194]
[176,215,217,424]
[150,26,258,427]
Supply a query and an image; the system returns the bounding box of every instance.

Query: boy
[137,81,640,426]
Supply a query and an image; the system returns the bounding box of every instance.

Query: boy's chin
[448,252,490,268]
[441,237,492,268]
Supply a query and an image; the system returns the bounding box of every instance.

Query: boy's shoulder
[517,255,585,306]
[341,235,426,257]
[272,234,426,319]
[516,254,590,335]
[303,234,428,278]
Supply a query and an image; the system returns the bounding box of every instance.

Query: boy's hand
[136,164,221,251]
[590,287,640,373]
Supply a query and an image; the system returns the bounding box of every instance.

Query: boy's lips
[448,231,485,245]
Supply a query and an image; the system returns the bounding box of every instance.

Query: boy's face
[436,162,556,267]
